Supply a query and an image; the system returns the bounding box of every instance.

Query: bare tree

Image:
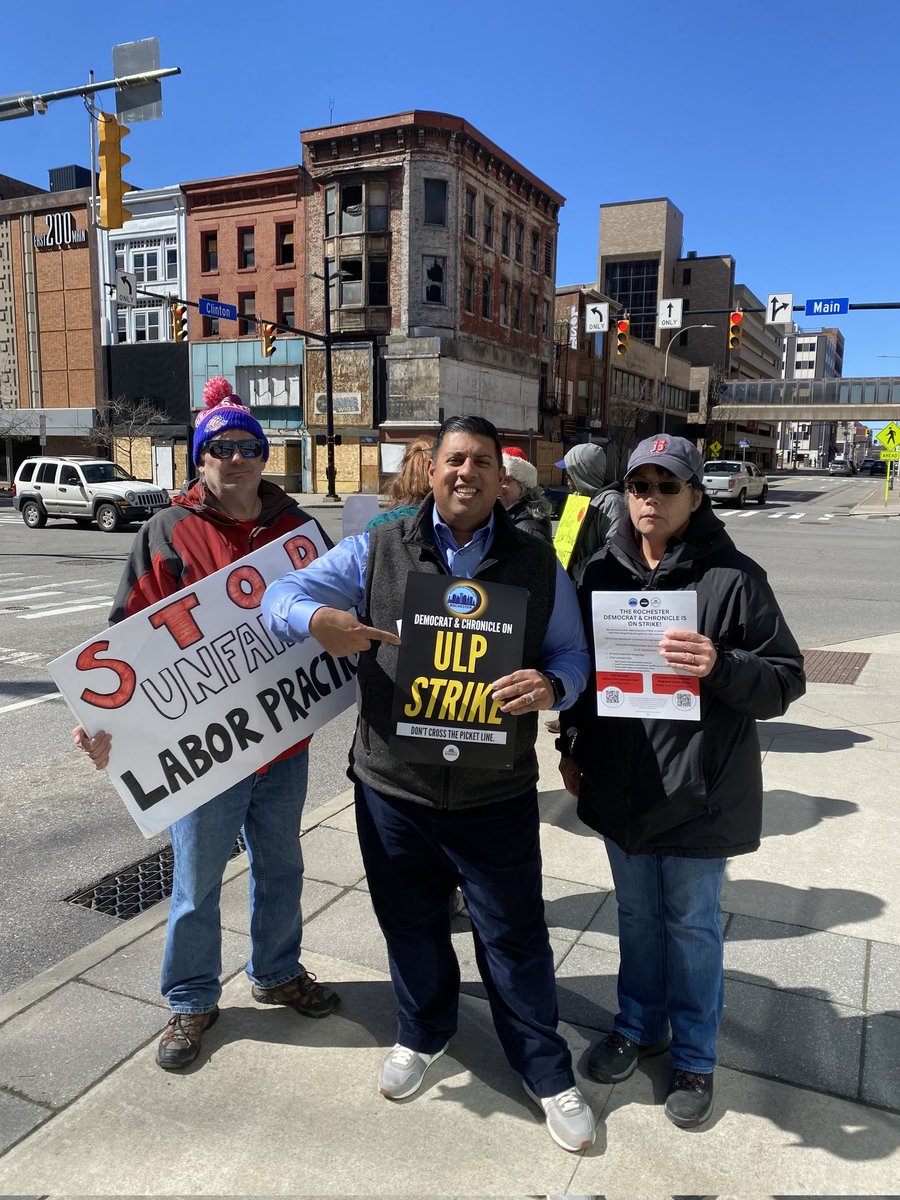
[0,406,34,488]
[697,363,729,457]
[604,381,657,478]
[94,395,166,474]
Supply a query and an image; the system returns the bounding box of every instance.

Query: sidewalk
[1,632,899,1195]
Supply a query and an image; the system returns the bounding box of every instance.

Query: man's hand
[491,670,555,714]
[559,755,581,798]
[309,607,401,656]
[73,726,112,771]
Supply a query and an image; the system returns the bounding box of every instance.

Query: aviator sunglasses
[626,479,689,497]
[205,438,265,460]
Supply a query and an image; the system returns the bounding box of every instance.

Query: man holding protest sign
[262,415,596,1153]
[74,378,339,1071]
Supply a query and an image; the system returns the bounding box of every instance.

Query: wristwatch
[543,672,566,705]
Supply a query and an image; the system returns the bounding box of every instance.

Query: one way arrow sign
[585,303,609,333]
[658,298,683,330]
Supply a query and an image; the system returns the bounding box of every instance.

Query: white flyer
[591,591,700,720]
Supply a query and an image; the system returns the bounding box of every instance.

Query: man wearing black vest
[263,415,594,1152]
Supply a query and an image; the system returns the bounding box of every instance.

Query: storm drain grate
[802,649,870,685]
[66,833,247,919]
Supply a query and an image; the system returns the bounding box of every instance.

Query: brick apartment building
[300,110,564,489]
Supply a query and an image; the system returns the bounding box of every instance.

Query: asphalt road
[1,476,898,995]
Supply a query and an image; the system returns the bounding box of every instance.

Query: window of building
[201,231,218,272]
[369,258,389,306]
[514,220,524,264]
[277,288,295,327]
[484,201,494,247]
[543,238,553,277]
[465,188,476,238]
[276,223,294,266]
[133,249,158,282]
[512,284,522,330]
[325,187,336,237]
[116,308,127,343]
[682,267,692,286]
[482,269,493,319]
[368,181,389,231]
[201,294,220,337]
[166,245,178,280]
[604,258,659,343]
[238,292,256,335]
[501,212,511,256]
[134,309,161,342]
[424,178,447,227]
[114,246,126,274]
[238,227,255,269]
[423,256,446,305]
[529,291,538,335]
[340,258,363,306]
[678,330,689,347]
[325,257,338,311]
[463,263,475,313]
[340,184,364,234]
[499,280,509,326]
[531,230,539,271]
[542,300,551,336]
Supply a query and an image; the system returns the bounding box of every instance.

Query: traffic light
[260,322,277,358]
[615,318,630,356]
[728,310,744,352]
[171,302,188,342]
[97,113,132,230]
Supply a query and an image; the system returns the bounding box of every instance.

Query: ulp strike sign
[389,575,526,768]
[49,523,357,836]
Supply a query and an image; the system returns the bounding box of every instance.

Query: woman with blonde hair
[368,436,433,529]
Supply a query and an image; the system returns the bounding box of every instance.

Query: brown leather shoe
[251,972,340,1018]
[156,1007,219,1071]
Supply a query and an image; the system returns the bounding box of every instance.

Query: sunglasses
[205,438,265,460]
[626,479,688,497]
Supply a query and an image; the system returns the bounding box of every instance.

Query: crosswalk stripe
[788,513,804,520]
[0,692,62,715]
[19,600,113,619]
[19,595,112,611]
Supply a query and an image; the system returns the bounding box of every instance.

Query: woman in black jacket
[558,434,805,1129]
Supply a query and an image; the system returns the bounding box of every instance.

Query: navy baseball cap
[625,435,703,481]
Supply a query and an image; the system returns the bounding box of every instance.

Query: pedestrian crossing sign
[875,422,900,450]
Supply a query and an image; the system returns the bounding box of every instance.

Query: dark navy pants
[354,779,574,1097]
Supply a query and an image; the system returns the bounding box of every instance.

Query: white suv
[12,456,170,532]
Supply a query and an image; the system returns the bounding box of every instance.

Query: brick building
[0,183,101,479]
[183,166,309,490]
[300,110,564,490]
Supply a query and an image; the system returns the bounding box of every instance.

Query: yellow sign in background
[875,422,900,450]
[553,494,590,570]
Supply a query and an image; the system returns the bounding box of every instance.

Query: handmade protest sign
[49,523,357,836]
[553,493,589,570]
[389,574,527,768]
[591,590,699,720]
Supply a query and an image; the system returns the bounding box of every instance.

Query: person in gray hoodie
[559,442,627,582]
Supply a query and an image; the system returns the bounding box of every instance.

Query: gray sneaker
[378,1042,448,1100]
[523,1082,596,1152]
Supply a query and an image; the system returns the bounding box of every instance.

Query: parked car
[828,459,855,476]
[859,458,888,476]
[701,460,768,507]
[12,456,170,532]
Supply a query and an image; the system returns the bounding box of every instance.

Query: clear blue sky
[5,0,899,377]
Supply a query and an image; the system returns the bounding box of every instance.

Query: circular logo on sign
[639,597,650,608]
[444,582,487,618]
[443,744,460,762]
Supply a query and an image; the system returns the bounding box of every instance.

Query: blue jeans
[161,749,309,1014]
[604,839,726,1075]
[355,780,575,1098]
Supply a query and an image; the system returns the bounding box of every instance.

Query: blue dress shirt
[262,506,589,709]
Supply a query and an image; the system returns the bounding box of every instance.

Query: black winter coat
[564,498,806,858]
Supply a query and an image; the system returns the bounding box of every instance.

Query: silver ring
[526,691,534,703]
[691,653,696,666]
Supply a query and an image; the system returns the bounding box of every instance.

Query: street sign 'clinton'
[198,297,238,321]
[805,297,849,316]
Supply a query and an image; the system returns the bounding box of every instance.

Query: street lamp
[661,324,715,433]
[308,258,349,501]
